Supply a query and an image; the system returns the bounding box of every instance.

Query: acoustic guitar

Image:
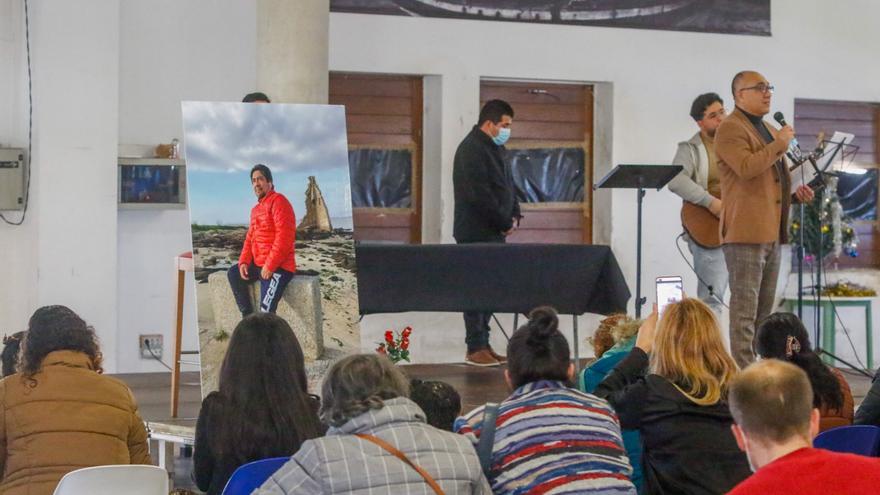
[681,201,720,249]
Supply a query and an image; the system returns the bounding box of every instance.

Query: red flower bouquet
[376,326,412,363]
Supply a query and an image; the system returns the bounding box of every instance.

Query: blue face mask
[492,127,511,146]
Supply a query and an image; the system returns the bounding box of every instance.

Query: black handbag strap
[477,402,500,476]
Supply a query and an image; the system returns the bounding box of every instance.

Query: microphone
[773,111,806,164]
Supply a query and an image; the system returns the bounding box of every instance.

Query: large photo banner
[182,102,359,395]
[331,0,772,36]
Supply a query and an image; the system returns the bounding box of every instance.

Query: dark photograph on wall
[331,0,771,36]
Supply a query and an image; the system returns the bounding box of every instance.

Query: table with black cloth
[355,243,631,371]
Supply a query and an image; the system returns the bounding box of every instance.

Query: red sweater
[727,447,880,494]
[239,190,296,273]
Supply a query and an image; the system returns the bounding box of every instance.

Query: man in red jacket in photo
[227,164,297,316]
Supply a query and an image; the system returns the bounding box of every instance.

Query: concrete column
[257,0,329,104]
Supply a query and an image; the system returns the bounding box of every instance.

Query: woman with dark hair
[756,312,853,431]
[193,313,322,494]
[255,354,490,494]
[456,307,635,494]
[0,305,151,495]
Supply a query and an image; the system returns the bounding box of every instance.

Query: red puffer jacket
[239,190,296,273]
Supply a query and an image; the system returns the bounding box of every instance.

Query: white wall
[0,0,121,370]
[115,0,257,372]
[0,0,37,333]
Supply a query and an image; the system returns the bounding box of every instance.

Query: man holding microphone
[715,71,814,368]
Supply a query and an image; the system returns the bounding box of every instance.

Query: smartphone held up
[656,276,683,316]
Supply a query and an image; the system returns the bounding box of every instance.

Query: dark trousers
[227,263,294,316]
[464,311,492,353]
[457,236,504,353]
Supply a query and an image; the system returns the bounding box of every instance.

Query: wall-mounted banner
[331,0,771,36]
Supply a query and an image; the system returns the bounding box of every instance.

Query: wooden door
[330,73,423,243]
[480,80,594,244]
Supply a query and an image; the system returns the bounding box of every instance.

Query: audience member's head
[589,314,640,358]
[242,91,271,103]
[728,360,819,470]
[2,331,25,377]
[506,306,572,389]
[320,354,410,428]
[589,326,615,359]
[21,305,103,382]
[215,313,321,463]
[651,298,738,405]
[409,379,462,431]
[756,312,843,411]
[610,315,641,345]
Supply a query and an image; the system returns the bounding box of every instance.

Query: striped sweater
[455,380,636,495]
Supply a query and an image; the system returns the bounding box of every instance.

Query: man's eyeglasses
[702,109,727,120]
[738,83,774,95]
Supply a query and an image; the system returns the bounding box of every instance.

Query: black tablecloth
[355,243,630,316]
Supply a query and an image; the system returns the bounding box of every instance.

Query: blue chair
[814,425,880,456]
[222,457,289,495]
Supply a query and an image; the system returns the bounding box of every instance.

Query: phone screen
[656,276,683,315]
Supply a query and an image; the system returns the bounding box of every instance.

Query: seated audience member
[193,313,322,495]
[756,313,853,432]
[410,379,462,432]
[1,331,25,377]
[456,307,636,494]
[255,354,490,494]
[581,314,640,392]
[580,314,644,493]
[727,359,880,494]
[242,91,271,103]
[588,317,616,358]
[855,367,880,426]
[0,305,151,495]
[595,299,751,494]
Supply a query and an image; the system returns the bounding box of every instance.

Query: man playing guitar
[667,93,728,315]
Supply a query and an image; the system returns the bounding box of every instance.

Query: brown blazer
[715,107,792,244]
[0,350,151,495]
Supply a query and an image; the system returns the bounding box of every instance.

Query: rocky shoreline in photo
[192,225,361,395]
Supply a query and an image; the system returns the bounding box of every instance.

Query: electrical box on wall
[0,148,26,211]
[139,334,163,360]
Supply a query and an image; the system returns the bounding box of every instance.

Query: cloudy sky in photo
[182,102,352,226]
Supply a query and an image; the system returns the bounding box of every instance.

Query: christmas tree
[790,176,858,261]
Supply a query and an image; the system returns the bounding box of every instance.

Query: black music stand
[596,164,682,318]
[792,138,868,375]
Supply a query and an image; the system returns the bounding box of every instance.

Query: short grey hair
[319,354,410,427]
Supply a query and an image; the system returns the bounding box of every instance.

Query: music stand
[596,164,682,317]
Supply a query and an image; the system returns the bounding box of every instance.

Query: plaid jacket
[254,397,491,494]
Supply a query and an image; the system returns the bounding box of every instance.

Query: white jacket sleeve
[667,141,714,208]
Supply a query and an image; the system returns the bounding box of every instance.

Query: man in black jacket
[453,99,521,366]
